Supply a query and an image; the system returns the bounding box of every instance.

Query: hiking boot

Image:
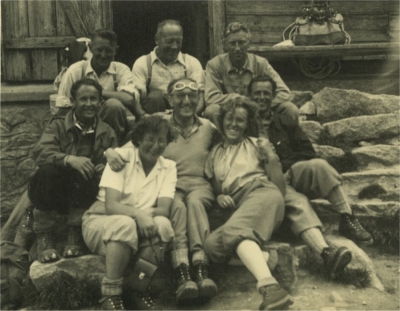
[321,246,352,280]
[132,291,156,310]
[14,206,36,251]
[99,295,125,310]
[339,213,373,245]
[37,231,60,263]
[63,226,87,258]
[174,263,199,302]
[193,263,218,299]
[259,284,294,310]
[271,248,297,293]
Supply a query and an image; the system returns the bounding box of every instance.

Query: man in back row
[132,20,205,118]
[204,22,299,128]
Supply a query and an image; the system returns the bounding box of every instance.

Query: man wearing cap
[132,20,205,119]
[204,22,299,127]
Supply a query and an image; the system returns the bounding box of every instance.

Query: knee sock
[192,249,209,266]
[326,186,352,214]
[101,276,124,297]
[300,227,329,255]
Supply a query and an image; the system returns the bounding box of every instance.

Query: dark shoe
[174,263,199,302]
[63,226,87,258]
[99,295,125,310]
[14,206,36,251]
[259,284,294,310]
[37,231,60,263]
[271,247,297,293]
[321,246,352,279]
[132,291,156,310]
[339,213,373,245]
[193,263,218,299]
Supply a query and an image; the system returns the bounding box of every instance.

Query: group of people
[8,20,373,310]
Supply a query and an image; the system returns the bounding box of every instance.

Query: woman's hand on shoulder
[217,194,235,209]
[104,148,128,172]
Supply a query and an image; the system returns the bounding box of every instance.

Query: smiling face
[250,81,274,112]
[89,36,117,72]
[223,107,248,145]
[169,80,198,119]
[224,30,250,67]
[72,85,101,124]
[138,130,168,164]
[156,24,183,64]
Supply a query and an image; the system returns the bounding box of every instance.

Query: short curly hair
[130,115,174,147]
[217,97,260,138]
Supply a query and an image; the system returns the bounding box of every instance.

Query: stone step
[351,145,400,170]
[340,168,400,202]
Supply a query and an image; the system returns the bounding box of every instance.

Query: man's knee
[142,91,168,113]
[304,158,331,173]
[153,216,174,243]
[203,234,226,263]
[103,98,125,112]
[274,101,299,127]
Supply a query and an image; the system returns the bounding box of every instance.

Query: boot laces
[22,209,33,227]
[179,264,192,282]
[136,292,154,307]
[102,296,125,310]
[196,263,208,279]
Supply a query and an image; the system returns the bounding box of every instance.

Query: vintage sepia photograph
[1,0,399,310]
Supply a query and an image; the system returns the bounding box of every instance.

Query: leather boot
[37,231,60,263]
[193,263,218,299]
[63,226,87,258]
[174,263,198,302]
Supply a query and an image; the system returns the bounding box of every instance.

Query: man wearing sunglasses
[132,20,205,119]
[204,22,299,128]
[104,78,220,304]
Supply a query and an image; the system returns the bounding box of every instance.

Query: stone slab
[300,121,322,143]
[352,144,400,170]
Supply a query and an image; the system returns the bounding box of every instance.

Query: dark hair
[130,116,174,147]
[91,28,118,45]
[167,77,197,95]
[223,22,251,39]
[156,20,183,37]
[247,75,277,97]
[217,97,260,138]
[70,78,102,100]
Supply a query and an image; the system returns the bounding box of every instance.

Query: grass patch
[23,270,101,310]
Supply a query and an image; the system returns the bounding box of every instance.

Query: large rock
[351,145,400,170]
[313,144,345,163]
[0,103,50,221]
[300,121,322,143]
[312,88,400,123]
[299,101,317,116]
[323,114,399,143]
[324,235,385,291]
[341,168,400,203]
[29,255,105,291]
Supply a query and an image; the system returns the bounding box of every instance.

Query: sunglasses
[172,81,199,92]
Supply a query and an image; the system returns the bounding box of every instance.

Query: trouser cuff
[192,249,209,265]
[171,248,189,269]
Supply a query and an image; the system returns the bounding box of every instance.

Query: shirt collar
[151,47,185,66]
[169,114,203,139]
[87,59,116,76]
[73,113,96,134]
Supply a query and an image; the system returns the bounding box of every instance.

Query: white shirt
[97,146,177,210]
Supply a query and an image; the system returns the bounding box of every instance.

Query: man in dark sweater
[29,79,118,263]
[247,75,373,277]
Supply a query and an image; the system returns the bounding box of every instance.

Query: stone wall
[0,102,50,225]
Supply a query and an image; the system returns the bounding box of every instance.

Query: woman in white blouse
[82,116,177,310]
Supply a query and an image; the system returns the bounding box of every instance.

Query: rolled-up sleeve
[187,56,205,91]
[132,56,148,100]
[158,162,177,199]
[116,63,140,101]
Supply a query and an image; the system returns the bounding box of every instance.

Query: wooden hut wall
[2,0,113,82]
[223,1,399,53]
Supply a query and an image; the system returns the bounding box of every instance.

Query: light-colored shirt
[205,53,291,107]
[205,137,268,195]
[58,60,138,105]
[96,146,177,211]
[132,48,204,100]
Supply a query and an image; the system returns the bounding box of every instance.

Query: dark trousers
[28,164,100,233]
[141,91,171,115]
